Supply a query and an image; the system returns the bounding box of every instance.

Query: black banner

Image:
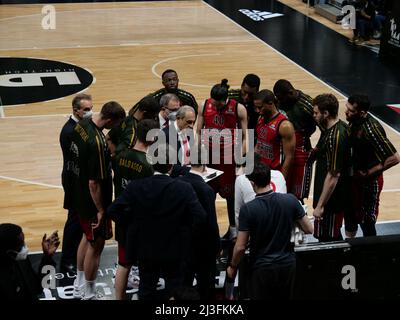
[379,1,400,62]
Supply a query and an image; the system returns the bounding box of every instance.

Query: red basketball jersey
[255,112,288,170]
[202,98,239,160]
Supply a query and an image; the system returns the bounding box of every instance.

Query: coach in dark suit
[161,105,196,177]
[107,145,206,300]
[0,223,59,300]
[179,156,220,299]
[59,93,93,272]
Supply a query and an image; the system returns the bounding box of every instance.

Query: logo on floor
[239,9,283,22]
[0,57,93,106]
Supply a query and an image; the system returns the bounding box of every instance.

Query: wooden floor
[278,0,353,38]
[0,1,398,250]
[279,0,381,44]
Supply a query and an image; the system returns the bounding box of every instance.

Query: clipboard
[201,167,224,183]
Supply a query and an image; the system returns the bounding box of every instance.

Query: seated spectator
[0,223,60,300]
[352,0,376,44]
[372,0,388,39]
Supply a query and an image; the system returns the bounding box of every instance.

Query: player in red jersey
[253,89,295,182]
[197,79,248,239]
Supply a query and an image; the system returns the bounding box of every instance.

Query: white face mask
[14,245,29,261]
[168,111,177,121]
[82,110,93,119]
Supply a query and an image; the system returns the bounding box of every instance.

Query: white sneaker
[373,31,381,39]
[131,266,139,276]
[127,266,140,290]
[73,283,85,299]
[81,290,106,300]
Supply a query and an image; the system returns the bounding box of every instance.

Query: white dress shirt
[175,122,190,165]
[234,170,287,227]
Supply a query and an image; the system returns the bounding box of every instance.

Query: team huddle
[59,69,399,300]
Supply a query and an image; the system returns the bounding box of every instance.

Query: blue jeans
[373,15,386,32]
[356,19,373,39]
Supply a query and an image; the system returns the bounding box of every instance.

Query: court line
[215,188,399,202]
[0,176,396,195]
[383,189,400,193]
[1,113,69,119]
[376,220,400,224]
[151,53,221,88]
[120,39,257,46]
[28,242,118,255]
[2,112,101,119]
[0,39,257,52]
[0,175,62,189]
[202,1,400,137]
[2,104,25,109]
[0,5,203,22]
[368,112,400,136]
[0,96,4,118]
[303,188,400,197]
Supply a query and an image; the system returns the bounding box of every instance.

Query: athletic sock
[76,270,85,287]
[85,280,96,298]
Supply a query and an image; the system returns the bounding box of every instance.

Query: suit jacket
[59,116,77,210]
[162,123,181,158]
[179,172,220,256]
[0,253,56,301]
[106,174,206,263]
[161,124,191,177]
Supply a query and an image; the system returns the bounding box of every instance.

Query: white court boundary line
[202,1,400,137]
[214,187,400,202]
[0,39,257,52]
[382,189,400,193]
[1,113,70,119]
[0,5,203,22]
[28,243,118,255]
[376,220,400,224]
[152,53,221,88]
[2,112,101,119]
[0,175,62,189]
[0,96,4,118]
[0,176,396,193]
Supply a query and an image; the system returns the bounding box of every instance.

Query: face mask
[83,110,93,119]
[168,112,177,121]
[15,245,29,261]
